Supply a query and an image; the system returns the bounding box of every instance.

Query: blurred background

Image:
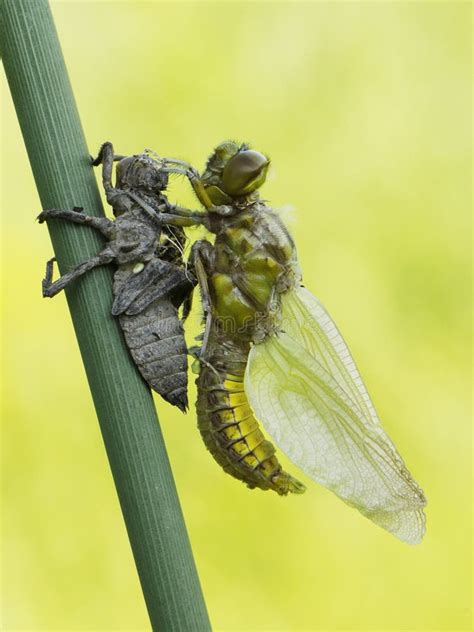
[1,1,471,630]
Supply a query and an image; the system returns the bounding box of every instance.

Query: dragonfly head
[202,141,270,204]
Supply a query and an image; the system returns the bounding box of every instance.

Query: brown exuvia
[38,142,196,411]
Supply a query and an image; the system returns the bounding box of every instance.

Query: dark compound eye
[221,150,270,197]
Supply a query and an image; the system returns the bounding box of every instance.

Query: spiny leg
[91,141,124,187]
[191,240,214,358]
[145,150,193,171]
[37,208,114,238]
[125,191,206,227]
[162,167,214,210]
[179,246,199,323]
[187,170,214,210]
[163,168,233,217]
[91,141,135,215]
[42,249,115,298]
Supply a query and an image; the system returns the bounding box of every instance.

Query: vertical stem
[0,1,211,630]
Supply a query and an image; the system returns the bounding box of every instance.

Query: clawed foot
[37,207,84,223]
[91,141,113,166]
[42,257,57,297]
[37,209,51,223]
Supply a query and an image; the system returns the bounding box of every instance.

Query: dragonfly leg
[179,252,198,322]
[126,190,206,227]
[90,141,130,213]
[190,240,214,358]
[163,166,214,210]
[91,141,124,178]
[42,249,115,298]
[37,208,114,238]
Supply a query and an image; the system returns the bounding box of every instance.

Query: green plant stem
[0,1,211,630]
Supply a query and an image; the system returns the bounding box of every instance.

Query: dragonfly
[159,140,427,544]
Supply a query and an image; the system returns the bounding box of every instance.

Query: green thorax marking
[208,205,298,338]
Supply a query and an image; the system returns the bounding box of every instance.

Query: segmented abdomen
[119,299,188,411]
[196,331,305,494]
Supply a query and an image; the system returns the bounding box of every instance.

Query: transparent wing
[245,328,426,544]
[280,286,380,426]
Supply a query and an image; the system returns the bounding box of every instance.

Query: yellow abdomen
[196,332,305,495]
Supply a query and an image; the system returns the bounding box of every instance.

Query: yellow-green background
[1,1,471,630]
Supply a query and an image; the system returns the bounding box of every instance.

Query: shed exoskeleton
[38,142,197,411]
